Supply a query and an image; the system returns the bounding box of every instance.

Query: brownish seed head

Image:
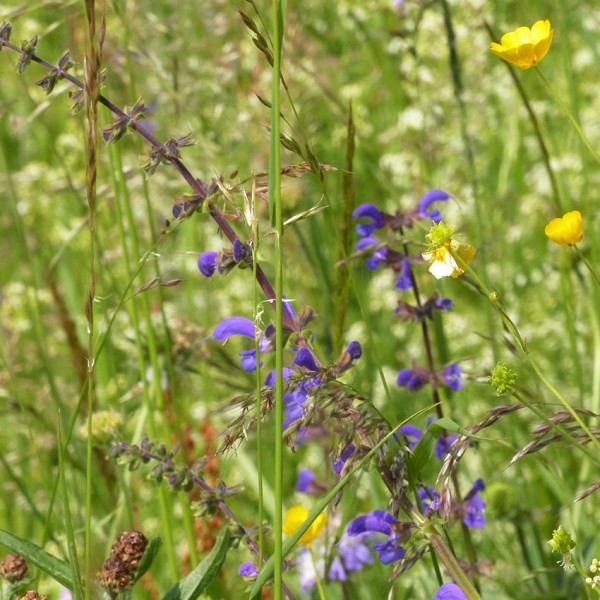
[97,557,134,594]
[0,553,29,582]
[109,530,148,573]
[17,592,47,600]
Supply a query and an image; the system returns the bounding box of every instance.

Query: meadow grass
[1,0,600,599]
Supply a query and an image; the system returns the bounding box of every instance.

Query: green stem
[428,531,481,600]
[575,245,600,288]
[536,68,600,165]
[270,0,285,596]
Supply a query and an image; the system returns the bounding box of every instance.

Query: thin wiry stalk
[82,1,102,597]
[270,0,285,593]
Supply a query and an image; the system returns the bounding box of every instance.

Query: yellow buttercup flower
[422,222,476,279]
[544,210,583,246]
[490,20,553,69]
[282,505,326,546]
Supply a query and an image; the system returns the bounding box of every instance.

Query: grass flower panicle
[490,20,553,69]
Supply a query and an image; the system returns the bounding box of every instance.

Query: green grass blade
[161,528,230,600]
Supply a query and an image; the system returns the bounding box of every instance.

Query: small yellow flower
[282,505,326,546]
[490,20,553,69]
[544,210,583,246]
[422,222,476,279]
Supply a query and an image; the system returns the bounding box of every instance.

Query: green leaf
[134,536,162,582]
[161,528,230,600]
[0,529,74,589]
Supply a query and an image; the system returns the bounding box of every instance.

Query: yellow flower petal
[490,20,553,69]
[544,210,583,246]
[282,505,327,546]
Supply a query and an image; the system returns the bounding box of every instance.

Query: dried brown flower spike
[97,530,148,598]
[0,552,28,582]
[17,592,47,600]
[109,530,148,573]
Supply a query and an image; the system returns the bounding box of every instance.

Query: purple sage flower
[198,251,219,277]
[463,479,486,528]
[233,238,248,262]
[436,297,454,311]
[394,258,413,291]
[352,203,384,237]
[396,368,425,392]
[435,583,467,600]
[293,347,320,372]
[295,468,316,493]
[418,486,441,513]
[366,246,388,270]
[416,189,450,223]
[337,530,374,571]
[332,443,356,474]
[327,556,347,582]
[238,562,259,577]
[355,236,379,251]
[443,364,462,391]
[212,317,270,372]
[399,423,423,449]
[347,510,405,564]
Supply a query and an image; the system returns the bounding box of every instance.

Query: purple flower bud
[435,583,467,600]
[198,251,219,277]
[394,258,412,291]
[436,297,454,311]
[238,562,259,577]
[345,341,362,361]
[293,348,319,371]
[416,189,450,223]
[233,239,247,262]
